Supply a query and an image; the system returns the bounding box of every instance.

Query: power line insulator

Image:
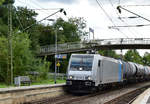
[117,6,121,14]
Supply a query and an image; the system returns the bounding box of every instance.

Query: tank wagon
[66,54,150,93]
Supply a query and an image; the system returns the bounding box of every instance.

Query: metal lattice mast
[8,4,13,85]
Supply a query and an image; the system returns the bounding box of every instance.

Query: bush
[0,31,51,84]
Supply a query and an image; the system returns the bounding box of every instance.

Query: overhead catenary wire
[15,0,66,32]
[109,24,150,28]
[30,0,53,14]
[22,8,65,32]
[29,8,63,11]
[95,0,128,38]
[117,5,150,38]
[19,0,68,23]
[31,0,67,20]
[122,5,150,7]
[118,0,121,5]
[16,0,26,6]
[118,6,150,23]
[25,0,57,31]
[15,11,24,30]
[95,0,116,26]
[108,0,139,38]
[29,0,69,22]
[17,0,56,30]
[17,0,52,16]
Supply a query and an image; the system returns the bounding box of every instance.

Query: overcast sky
[14,0,150,55]
[14,0,150,39]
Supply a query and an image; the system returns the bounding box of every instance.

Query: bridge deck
[39,38,150,56]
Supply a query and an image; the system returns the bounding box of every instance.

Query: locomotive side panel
[101,58,123,84]
[94,55,103,86]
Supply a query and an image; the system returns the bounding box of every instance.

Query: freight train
[66,54,150,93]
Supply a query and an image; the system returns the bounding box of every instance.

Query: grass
[0,79,66,88]
[0,83,8,88]
[31,79,66,85]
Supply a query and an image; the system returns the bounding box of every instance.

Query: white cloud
[36,0,79,4]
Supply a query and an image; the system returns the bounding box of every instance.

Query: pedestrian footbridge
[39,38,150,56]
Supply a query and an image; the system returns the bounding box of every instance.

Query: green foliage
[0,0,5,5]
[0,36,9,83]
[35,57,51,80]
[98,50,120,59]
[143,52,150,66]
[13,32,33,76]
[14,7,38,30]
[2,0,14,4]
[68,17,88,38]
[58,60,69,73]
[13,32,51,81]
[0,5,39,51]
[14,7,39,52]
[124,50,143,64]
[38,17,87,46]
[38,25,55,45]
[54,17,83,43]
[0,18,8,36]
[0,31,51,84]
[31,79,65,85]
[0,5,87,84]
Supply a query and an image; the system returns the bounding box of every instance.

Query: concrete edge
[0,83,66,94]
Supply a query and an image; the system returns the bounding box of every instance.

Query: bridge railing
[39,38,150,54]
[94,38,150,45]
[40,41,88,54]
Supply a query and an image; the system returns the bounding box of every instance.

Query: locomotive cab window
[70,55,94,71]
[98,60,101,67]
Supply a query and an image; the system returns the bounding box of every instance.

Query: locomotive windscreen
[70,55,94,71]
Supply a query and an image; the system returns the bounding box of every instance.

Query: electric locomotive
[66,54,150,93]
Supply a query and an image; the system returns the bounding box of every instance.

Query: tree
[124,50,143,64]
[0,5,39,52]
[0,0,14,32]
[0,18,8,36]
[0,31,50,84]
[13,7,39,52]
[14,7,38,30]
[0,4,88,84]
[143,52,150,66]
[0,36,9,83]
[2,0,14,4]
[54,18,79,43]
[38,25,55,46]
[0,0,5,5]
[99,50,120,59]
[38,17,87,46]
[53,17,86,43]
[68,17,88,40]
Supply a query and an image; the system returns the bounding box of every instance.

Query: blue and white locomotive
[66,54,150,93]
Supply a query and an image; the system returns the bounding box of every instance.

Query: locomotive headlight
[79,67,83,71]
[88,76,91,80]
[69,75,73,79]
[86,76,92,80]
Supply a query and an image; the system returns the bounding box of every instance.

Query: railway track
[104,86,148,104]
[24,85,119,104]
[24,82,150,104]
[24,94,76,104]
